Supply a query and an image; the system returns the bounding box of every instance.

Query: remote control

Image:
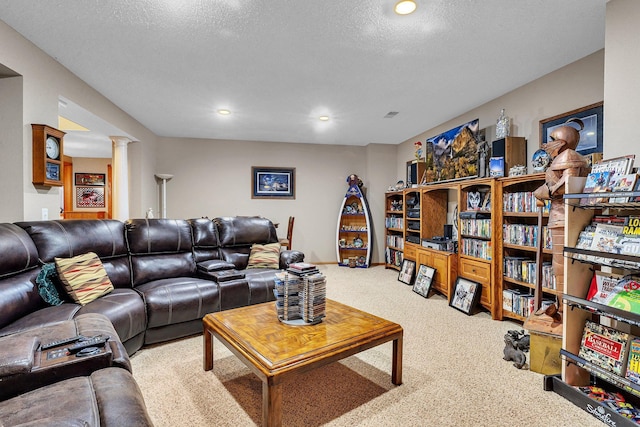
[66,335,109,354]
[41,335,85,350]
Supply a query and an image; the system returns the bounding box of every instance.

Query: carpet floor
[130,264,601,426]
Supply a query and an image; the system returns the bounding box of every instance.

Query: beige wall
[0,20,157,222]
[156,137,396,264]
[604,0,640,161]
[396,50,605,175]
[0,74,23,222]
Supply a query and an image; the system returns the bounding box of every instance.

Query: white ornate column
[111,136,131,221]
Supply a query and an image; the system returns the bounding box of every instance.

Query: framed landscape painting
[251,167,296,199]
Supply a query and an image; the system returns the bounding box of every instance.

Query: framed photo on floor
[412,264,435,298]
[398,259,416,285]
[450,277,481,315]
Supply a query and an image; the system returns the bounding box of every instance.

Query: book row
[460,219,491,239]
[460,238,491,260]
[503,191,551,214]
[502,288,554,318]
[385,248,404,267]
[503,257,556,289]
[502,223,552,249]
[385,217,404,229]
[385,235,404,249]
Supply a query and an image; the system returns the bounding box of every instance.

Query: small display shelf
[336,175,372,268]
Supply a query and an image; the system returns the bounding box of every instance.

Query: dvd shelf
[384,190,405,270]
[496,173,557,322]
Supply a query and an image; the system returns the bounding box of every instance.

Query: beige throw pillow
[246,243,281,269]
[55,252,114,305]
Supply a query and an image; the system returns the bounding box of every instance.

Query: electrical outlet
[41,208,48,220]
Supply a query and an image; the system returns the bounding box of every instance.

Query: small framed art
[450,277,481,315]
[76,186,105,208]
[539,101,603,155]
[412,264,435,298]
[251,167,295,199]
[75,173,105,186]
[398,259,416,285]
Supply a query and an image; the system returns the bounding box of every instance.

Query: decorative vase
[496,108,510,139]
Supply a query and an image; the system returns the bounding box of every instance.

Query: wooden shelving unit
[458,177,498,318]
[496,173,557,322]
[384,191,405,270]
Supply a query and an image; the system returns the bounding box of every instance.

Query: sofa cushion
[55,252,114,305]
[215,216,278,246]
[135,277,220,328]
[0,368,152,427]
[188,218,221,262]
[0,224,40,278]
[15,220,132,288]
[247,242,281,269]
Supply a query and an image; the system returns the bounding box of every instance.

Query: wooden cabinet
[384,191,405,270]
[32,124,65,186]
[496,173,558,322]
[337,180,372,267]
[416,246,457,299]
[458,178,498,318]
[548,176,640,426]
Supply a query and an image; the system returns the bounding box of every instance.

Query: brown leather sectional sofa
[0,216,303,426]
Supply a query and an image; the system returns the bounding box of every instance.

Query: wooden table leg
[203,329,213,371]
[263,380,282,427]
[392,334,403,385]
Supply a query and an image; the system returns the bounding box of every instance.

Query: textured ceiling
[0,0,606,149]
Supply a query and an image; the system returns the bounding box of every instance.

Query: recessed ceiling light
[394,0,417,15]
[319,116,330,121]
[217,109,231,116]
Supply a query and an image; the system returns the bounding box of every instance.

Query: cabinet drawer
[459,257,492,306]
[459,257,490,284]
[404,244,417,261]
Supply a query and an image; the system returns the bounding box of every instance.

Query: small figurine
[503,335,527,369]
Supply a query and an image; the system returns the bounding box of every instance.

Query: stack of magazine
[273,263,326,323]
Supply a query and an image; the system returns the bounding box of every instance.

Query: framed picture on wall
[76,186,105,208]
[539,101,603,155]
[75,173,105,186]
[251,167,296,199]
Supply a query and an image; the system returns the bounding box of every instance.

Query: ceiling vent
[384,111,399,118]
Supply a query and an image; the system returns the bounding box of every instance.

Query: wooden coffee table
[203,299,403,427]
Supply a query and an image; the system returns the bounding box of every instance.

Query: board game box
[578,320,630,376]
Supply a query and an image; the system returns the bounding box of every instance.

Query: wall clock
[32,124,65,186]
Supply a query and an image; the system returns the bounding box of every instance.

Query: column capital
[110,136,132,147]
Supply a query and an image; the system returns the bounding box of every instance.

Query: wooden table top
[203,299,402,375]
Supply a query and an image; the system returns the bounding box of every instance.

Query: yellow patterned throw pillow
[55,252,114,305]
[246,242,281,269]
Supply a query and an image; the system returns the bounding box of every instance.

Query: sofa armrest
[279,250,304,269]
